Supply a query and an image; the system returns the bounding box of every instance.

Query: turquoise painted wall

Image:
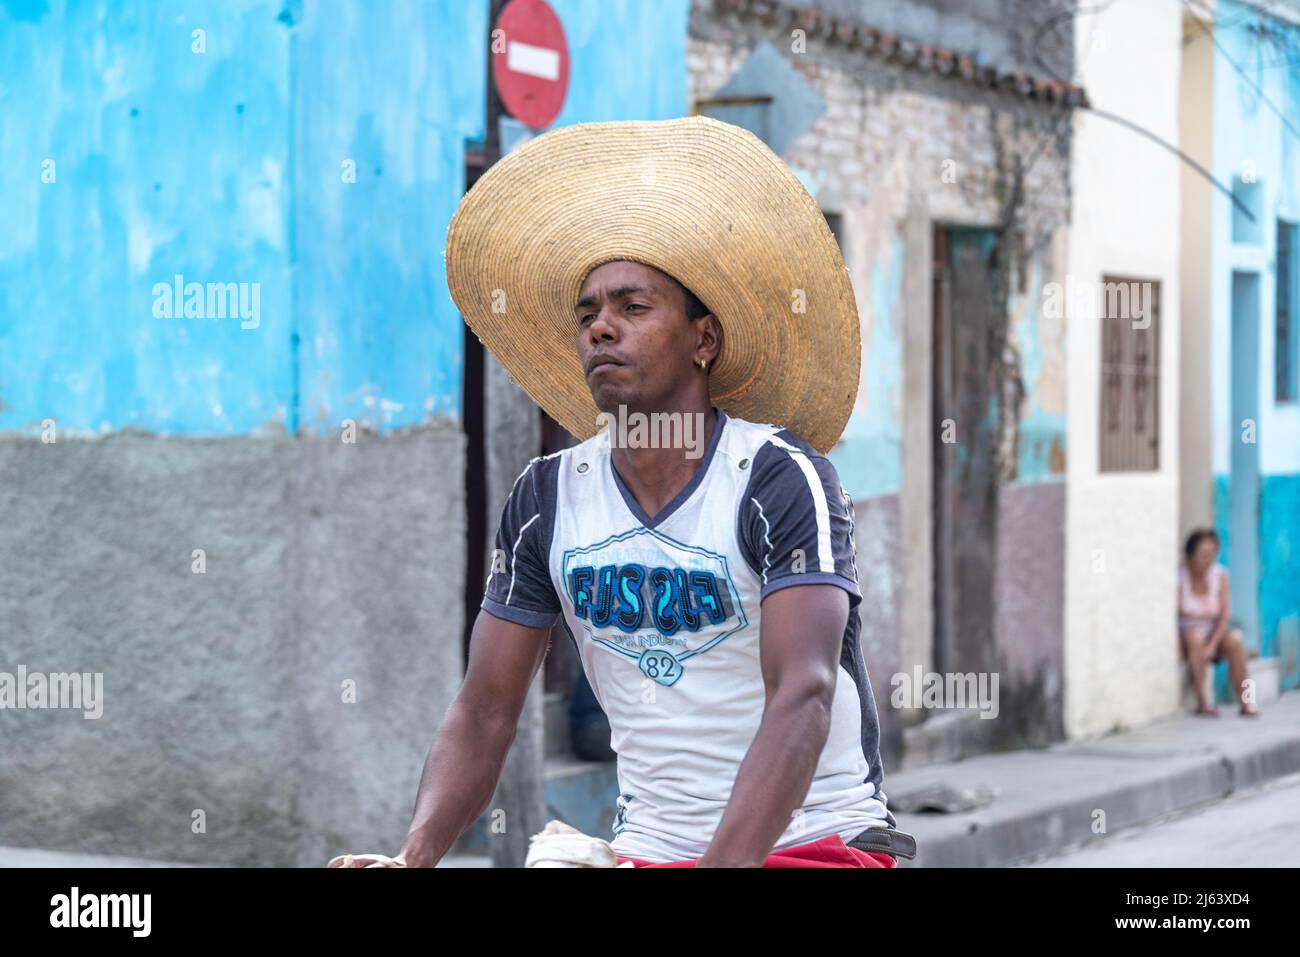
[0,0,485,436]
[549,0,689,126]
[1009,258,1066,484]
[291,0,487,434]
[1206,1,1300,689]
[0,2,475,434]
[1214,473,1300,688]
[1208,0,1300,476]
[831,237,903,501]
[0,0,298,435]
[1259,475,1300,683]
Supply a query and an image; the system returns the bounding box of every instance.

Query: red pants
[615,833,898,868]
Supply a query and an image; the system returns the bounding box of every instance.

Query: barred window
[1099,276,1160,472]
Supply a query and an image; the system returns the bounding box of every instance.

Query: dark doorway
[932,225,1004,678]
[461,143,488,662]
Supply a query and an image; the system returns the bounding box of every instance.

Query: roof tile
[713,0,1089,107]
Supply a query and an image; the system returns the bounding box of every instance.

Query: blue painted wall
[0,0,296,435]
[1009,257,1067,484]
[1259,475,1300,678]
[1206,0,1300,686]
[1209,0,1300,474]
[0,0,688,437]
[1213,473,1299,694]
[291,0,488,433]
[832,237,903,501]
[549,0,689,126]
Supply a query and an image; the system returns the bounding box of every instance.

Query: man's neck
[608,404,719,519]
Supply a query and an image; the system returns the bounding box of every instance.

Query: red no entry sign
[493,0,570,131]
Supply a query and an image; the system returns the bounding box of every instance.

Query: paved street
[0,846,491,868]
[1028,771,1300,867]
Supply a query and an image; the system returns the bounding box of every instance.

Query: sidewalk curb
[891,693,1300,867]
[1225,733,1300,791]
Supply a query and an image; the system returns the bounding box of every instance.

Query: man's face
[575,260,703,414]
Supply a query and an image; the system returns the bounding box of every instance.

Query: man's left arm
[696,582,849,867]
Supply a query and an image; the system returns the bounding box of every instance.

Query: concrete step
[889,689,1300,867]
[901,708,1001,769]
[1245,656,1282,705]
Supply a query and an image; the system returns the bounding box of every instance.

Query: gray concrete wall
[0,427,465,866]
[855,483,1067,762]
[993,481,1066,747]
[852,493,904,769]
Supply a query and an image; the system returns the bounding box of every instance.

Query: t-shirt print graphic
[563,526,748,687]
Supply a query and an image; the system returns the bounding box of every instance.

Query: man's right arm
[396,607,552,867]
[357,455,560,868]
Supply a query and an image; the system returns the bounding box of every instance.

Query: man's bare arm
[696,584,848,868]
[394,609,551,867]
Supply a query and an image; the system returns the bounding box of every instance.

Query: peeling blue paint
[1011,258,1065,484]
[831,237,903,501]
[0,0,295,435]
[292,0,488,434]
[828,231,1069,499]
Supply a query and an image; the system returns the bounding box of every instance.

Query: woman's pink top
[1179,562,1226,634]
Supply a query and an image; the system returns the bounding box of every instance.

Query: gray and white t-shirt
[481,407,896,863]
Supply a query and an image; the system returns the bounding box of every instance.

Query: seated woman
[1178,528,1260,718]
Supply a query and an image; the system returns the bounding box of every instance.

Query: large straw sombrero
[445,115,861,455]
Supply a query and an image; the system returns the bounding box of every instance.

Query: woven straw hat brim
[445,115,861,455]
